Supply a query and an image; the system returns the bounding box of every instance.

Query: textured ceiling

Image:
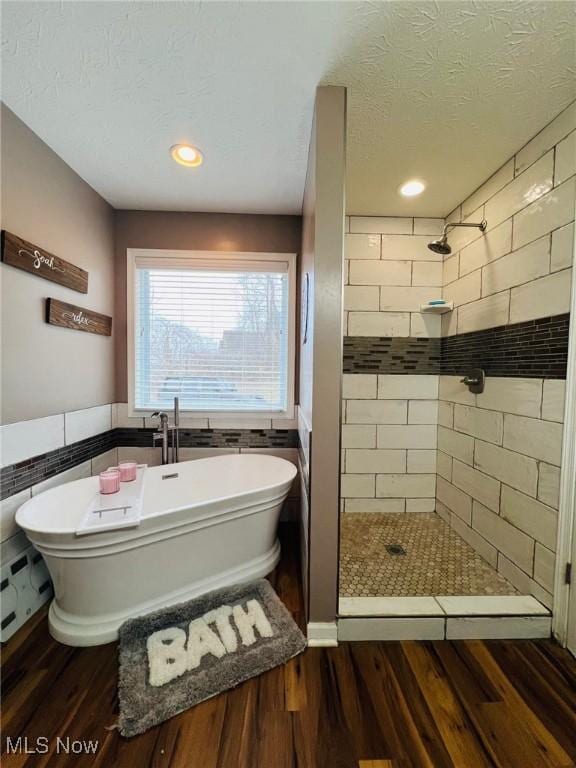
[2,1,575,216]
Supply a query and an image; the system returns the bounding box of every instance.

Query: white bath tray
[76,466,147,537]
[419,301,454,314]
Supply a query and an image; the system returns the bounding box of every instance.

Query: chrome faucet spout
[151,407,180,465]
[173,397,180,464]
[151,411,170,464]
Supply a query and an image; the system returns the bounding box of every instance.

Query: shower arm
[441,220,487,237]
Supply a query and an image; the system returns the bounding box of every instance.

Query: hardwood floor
[2,524,576,767]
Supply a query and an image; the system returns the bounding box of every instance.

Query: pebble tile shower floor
[339,512,518,597]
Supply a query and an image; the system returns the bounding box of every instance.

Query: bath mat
[117,579,306,737]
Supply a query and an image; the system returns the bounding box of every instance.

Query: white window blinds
[133,254,291,413]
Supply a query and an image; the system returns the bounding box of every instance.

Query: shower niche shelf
[420,301,454,315]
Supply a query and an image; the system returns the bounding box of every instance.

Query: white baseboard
[307,621,338,646]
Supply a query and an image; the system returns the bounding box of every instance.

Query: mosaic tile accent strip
[343,314,570,378]
[1,430,116,501]
[114,428,298,449]
[343,336,441,374]
[1,428,298,500]
[441,314,570,379]
[339,512,518,597]
[178,427,298,448]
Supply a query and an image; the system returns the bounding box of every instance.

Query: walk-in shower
[428,219,487,255]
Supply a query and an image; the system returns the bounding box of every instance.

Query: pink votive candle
[118,461,137,482]
[99,469,120,494]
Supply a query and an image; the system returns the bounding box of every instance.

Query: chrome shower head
[427,219,487,256]
[427,236,451,255]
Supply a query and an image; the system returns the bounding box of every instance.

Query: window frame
[126,248,297,420]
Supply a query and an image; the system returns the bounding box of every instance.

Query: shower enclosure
[337,192,569,639]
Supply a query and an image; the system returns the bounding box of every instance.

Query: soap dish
[420,301,454,314]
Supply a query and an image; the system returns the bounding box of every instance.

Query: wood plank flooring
[2,524,576,767]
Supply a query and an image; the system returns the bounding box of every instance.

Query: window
[128,250,296,416]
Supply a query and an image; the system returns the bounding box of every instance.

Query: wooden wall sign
[1,231,88,293]
[46,298,112,336]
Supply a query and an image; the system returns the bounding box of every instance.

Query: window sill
[122,404,297,431]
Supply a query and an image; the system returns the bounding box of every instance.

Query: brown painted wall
[300,86,347,624]
[0,105,115,424]
[113,210,301,402]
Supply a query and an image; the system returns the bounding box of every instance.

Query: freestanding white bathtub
[15,454,296,647]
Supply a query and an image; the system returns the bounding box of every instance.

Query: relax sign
[147,599,274,687]
[46,298,112,336]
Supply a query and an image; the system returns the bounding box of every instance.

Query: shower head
[428,236,451,255]
[427,219,487,255]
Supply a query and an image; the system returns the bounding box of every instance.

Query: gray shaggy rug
[117,579,306,737]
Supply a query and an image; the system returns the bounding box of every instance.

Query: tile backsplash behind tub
[1,403,300,562]
[0,402,301,640]
[1,402,300,638]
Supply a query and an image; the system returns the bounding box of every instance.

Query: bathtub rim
[15,454,297,538]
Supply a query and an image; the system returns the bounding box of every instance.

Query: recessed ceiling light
[399,179,425,197]
[170,144,203,168]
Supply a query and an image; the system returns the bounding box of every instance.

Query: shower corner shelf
[420,301,454,315]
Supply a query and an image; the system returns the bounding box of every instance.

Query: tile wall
[341,101,574,607]
[441,314,569,379]
[341,373,438,513]
[345,216,444,339]
[436,376,565,609]
[342,216,445,513]
[441,103,575,339]
[0,403,300,563]
[435,101,575,604]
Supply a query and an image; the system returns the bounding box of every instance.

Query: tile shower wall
[342,373,439,513]
[441,102,575,339]
[435,101,575,605]
[441,315,569,379]
[342,217,445,513]
[345,216,444,339]
[436,376,565,609]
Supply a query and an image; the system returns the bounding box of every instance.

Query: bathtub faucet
[151,397,180,464]
[151,412,170,464]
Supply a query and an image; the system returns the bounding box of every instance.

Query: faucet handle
[460,367,485,394]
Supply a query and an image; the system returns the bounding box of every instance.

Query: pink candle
[99,469,120,494]
[118,461,137,482]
